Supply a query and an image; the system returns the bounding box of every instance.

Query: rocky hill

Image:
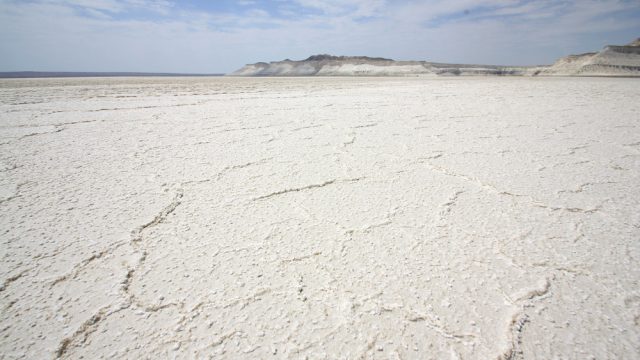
[229,54,540,77]
[541,38,640,76]
[229,39,640,77]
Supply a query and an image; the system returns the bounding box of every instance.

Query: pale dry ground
[0,77,639,359]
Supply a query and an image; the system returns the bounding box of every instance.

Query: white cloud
[290,0,386,17]
[44,0,174,14]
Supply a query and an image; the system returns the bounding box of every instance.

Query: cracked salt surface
[0,76,639,359]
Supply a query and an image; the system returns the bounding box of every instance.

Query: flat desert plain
[1,77,639,359]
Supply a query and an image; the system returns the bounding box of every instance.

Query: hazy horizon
[1,0,639,73]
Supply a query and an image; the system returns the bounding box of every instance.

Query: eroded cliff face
[229,56,539,77]
[540,38,640,76]
[230,56,434,76]
[229,39,640,77]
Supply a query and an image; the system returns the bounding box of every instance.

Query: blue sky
[0,0,639,73]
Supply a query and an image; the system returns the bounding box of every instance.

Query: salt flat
[0,77,639,359]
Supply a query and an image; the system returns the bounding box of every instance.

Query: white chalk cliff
[230,55,539,77]
[230,39,640,77]
[541,38,640,76]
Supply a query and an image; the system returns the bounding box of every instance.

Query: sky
[0,0,639,73]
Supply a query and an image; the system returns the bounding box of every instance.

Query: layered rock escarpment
[230,39,640,77]
[230,54,539,77]
[542,38,640,76]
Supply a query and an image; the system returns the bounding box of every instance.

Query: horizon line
[0,71,225,79]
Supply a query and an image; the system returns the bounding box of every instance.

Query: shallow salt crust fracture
[0,76,639,359]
